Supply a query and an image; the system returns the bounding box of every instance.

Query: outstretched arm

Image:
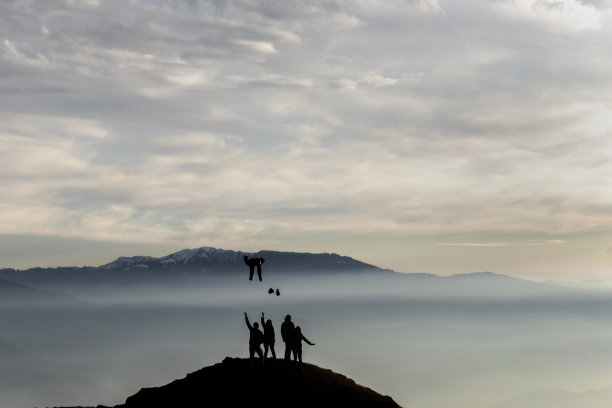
[261,312,265,328]
[244,312,252,330]
[302,334,315,346]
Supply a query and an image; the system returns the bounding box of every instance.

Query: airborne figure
[256,257,265,280]
[243,255,265,281]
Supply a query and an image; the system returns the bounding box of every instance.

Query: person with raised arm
[244,312,264,366]
[261,312,276,362]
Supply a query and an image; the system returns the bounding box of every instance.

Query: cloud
[234,39,278,54]
[1,0,612,256]
[437,240,567,247]
[409,0,443,13]
[490,0,605,32]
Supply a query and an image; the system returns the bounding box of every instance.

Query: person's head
[266,319,272,326]
[295,326,301,334]
[285,314,291,322]
[254,322,259,329]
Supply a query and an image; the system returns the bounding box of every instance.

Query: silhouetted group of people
[242,253,315,367]
[244,312,314,367]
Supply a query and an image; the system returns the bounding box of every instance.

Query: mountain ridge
[0,246,571,294]
[0,246,389,286]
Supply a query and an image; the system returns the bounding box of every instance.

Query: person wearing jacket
[280,314,295,360]
[291,326,315,366]
[260,312,276,361]
[244,312,264,365]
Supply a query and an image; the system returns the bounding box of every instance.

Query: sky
[1,0,612,282]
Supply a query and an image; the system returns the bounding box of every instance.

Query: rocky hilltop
[54,357,402,408]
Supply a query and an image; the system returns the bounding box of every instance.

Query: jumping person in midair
[243,256,265,281]
[261,312,276,362]
[256,257,265,281]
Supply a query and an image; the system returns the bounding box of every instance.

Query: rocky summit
[54,357,402,408]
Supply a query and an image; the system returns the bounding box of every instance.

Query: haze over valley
[2,248,612,408]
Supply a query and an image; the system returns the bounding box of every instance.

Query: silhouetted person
[261,312,276,361]
[256,257,265,280]
[291,326,315,366]
[244,312,264,366]
[280,314,295,360]
[244,256,256,280]
[244,256,265,281]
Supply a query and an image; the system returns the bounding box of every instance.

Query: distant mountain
[0,247,567,296]
[98,247,384,274]
[55,357,402,408]
[544,279,612,289]
[440,271,566,296]
[0,247,388,287]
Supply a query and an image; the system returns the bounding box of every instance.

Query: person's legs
[284,342,291,360]
[249,346,256,367]
[249,266,254,280]
[291,347,297,362]
[256,346,264,365]
[263,343,269,360]
[256,265,262,281]
[270,343,276,359]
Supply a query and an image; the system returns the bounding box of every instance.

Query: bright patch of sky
[1,0,612,281]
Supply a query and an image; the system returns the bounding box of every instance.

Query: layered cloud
[1,0,611,260]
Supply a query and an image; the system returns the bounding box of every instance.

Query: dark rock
[123,357,400,408]
[57,357,402,408]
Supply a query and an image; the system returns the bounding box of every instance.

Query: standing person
[244,312,264,366]
[261,312,276,361]
[291,326,315,366]
[280,314,295,360]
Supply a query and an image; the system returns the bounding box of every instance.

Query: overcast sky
[1,0,612,281]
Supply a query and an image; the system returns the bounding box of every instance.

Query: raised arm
[261,312,265,328]
[244,312,252,330]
